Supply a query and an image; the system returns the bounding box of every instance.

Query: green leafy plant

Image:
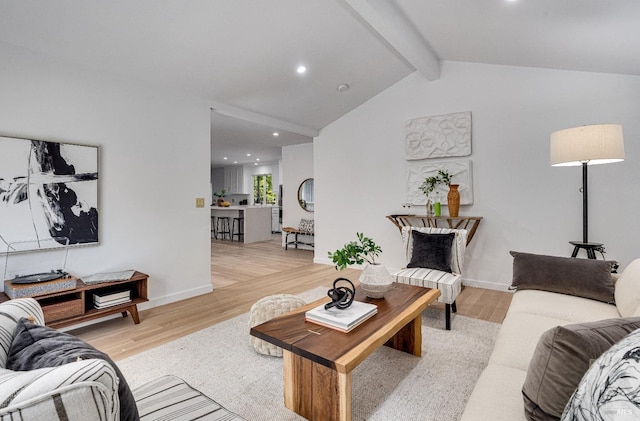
[328,232,382,270]
[419,170,453,196]
[213,189,227,198]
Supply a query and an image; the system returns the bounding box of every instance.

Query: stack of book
[305,301,377,333]
[93,290,131,309]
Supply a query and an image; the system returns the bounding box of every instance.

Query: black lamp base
[569,241,604,259]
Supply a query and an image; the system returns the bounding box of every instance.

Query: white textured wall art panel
[406,160,473,206]
[405,111,471,160]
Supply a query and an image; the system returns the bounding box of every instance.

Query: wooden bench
[282,219,314,250]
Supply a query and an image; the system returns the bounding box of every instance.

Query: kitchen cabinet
[212,168,225,195]
[224,166,245,194]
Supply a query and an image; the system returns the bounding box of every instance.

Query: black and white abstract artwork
[0,136,99,253]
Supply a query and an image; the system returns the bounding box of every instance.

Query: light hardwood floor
[74,234,512,361]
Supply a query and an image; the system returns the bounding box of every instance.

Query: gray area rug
[118,288,500,421]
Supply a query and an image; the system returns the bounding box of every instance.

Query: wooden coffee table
[250,283,440,421]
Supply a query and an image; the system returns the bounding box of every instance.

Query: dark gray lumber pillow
[6,318,139,421]
[510,251,614,303]
[522,317,640,420]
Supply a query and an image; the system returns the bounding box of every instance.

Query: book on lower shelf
[305,300,377,333]
[93,290,131,309]
[93,297,132,309]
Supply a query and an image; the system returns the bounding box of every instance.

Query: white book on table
[305,301,377,333]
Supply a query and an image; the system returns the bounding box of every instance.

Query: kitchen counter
[211,205,272,243]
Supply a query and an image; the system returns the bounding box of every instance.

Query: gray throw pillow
[562,327,640,420]
[523,318,640,420]
[407,231,454,272]
[6,318,139,421]
[510,251,614,303]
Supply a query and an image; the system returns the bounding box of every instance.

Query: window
[253,174,275,204]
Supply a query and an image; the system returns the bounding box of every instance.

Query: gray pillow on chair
[407,231,454,272]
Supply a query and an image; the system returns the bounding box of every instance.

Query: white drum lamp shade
[550,124,625,166]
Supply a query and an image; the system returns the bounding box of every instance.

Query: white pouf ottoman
[248,294,306,357]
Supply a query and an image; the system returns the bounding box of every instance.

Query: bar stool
[216,217,231,240]
[211,216,217,239]
[232,217,244,242]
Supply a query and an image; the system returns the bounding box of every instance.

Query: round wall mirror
[297,178,314,212]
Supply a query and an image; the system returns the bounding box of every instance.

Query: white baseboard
[142,284,214,309]
[313,257,336,266]
[462,278,511,292]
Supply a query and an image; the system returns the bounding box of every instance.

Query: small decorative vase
[359,263,393,299]
[217,198,224,207]
[447,184,460,217]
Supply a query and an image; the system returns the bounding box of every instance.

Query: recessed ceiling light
[254,163,258,166]
[273,132,279,137]
[337,83,350,92]
[223,157,228,160]
[246,153,251,157]
[233,161,238,164]
[256,158,260,161]
[296,65,307,74]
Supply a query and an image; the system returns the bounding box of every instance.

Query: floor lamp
[550,124,625,259]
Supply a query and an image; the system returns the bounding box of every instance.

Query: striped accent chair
[394,227,468,330]
[0,298,121,420]
[0,298,246,421]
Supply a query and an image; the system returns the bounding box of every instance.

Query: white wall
[315,61,640,289]
[0,42,213,307]
[282,143,314,248]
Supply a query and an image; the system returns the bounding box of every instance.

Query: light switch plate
[195,197,205,208]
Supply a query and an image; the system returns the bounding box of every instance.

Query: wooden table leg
[384,314,422,356]
[283,350,352,421]
[129,305,141,324]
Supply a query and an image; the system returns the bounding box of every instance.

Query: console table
[386,214,483,245]
[0,271,148,328]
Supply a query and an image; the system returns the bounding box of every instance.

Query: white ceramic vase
[359,263,393,299]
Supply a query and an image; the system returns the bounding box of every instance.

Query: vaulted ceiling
[1,0,639,166]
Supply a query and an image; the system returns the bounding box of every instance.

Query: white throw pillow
[562,327,640,420]
[615,258,640,317]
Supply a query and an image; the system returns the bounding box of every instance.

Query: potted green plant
[419,169,452,196]
[328,233,391,299]
[213,189,227,207]
[418,169,460,217]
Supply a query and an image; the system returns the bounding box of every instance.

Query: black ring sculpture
[324,277,355,310]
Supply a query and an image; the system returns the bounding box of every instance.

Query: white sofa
[460,256,640,421]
